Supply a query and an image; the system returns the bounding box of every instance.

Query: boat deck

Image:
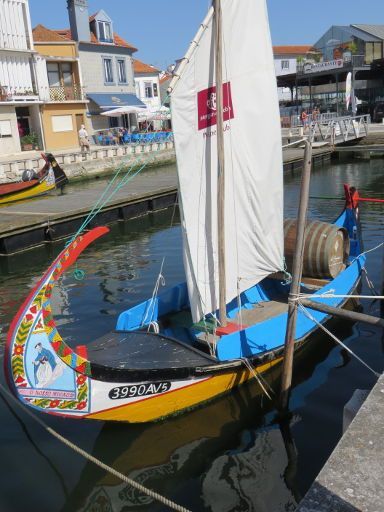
[86,331,217,370]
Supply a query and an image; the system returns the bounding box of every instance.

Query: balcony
[48,85,85,101]
[0,85,39,102]
[297,55,369,76]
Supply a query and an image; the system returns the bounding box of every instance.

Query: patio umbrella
[101,105,148,117]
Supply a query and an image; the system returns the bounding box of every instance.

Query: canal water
[0,157,383,512]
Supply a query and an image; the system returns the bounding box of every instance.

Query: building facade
[0,0,44,154]
[62,1,144,134]
[277,25,384,120]
[273,46,316,103]
[133,59,161,112]
[33,24,88,151]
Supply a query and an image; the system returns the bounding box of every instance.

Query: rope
[350,241,384,264]
[142,258,166,328]
[239,358,275,400]
[298,303,380,377]
[0,382,190,512]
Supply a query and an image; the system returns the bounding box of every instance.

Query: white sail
[170,0,284,322]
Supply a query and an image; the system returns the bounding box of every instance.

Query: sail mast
[214,0,227,327]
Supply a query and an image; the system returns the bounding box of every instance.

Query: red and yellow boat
[0,153,68,205]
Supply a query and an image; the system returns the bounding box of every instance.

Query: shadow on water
[0,157,383,511]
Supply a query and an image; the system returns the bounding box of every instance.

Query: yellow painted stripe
[0,180,54,205]
[86,357,283,423]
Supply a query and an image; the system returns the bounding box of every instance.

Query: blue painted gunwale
[116,208,364,362]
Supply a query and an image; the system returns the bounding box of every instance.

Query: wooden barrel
[284,219,350,278]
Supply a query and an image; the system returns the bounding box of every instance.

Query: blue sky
[30,0,383,70]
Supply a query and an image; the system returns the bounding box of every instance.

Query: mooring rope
[0,381,190,512]
[298,303,380,377]
[239,358,275,400]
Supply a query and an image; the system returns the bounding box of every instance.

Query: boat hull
[0,176,55,205]
[5,204,365,423]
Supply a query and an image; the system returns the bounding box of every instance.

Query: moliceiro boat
[0,153,68,205]
[6,0,365,423]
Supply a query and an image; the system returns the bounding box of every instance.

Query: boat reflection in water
[64,319,353,512]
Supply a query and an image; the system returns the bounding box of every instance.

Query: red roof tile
[273,45,315,55]
[133,58,160,74]
[52,28,137,51]
[33,24,69,42]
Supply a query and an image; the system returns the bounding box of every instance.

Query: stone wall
[0,142,176,183]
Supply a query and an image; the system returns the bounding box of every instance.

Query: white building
[0,0,44,154]
[133,59,161,112]
[273,45,314,102]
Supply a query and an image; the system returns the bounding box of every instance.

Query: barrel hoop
[316,223,333,277]
[306,221,326,276]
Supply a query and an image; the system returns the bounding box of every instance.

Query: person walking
[78,124,90,152]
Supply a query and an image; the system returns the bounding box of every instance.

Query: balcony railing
[297,55,369,75]
[0,85,39,102]
[49,85,84,101]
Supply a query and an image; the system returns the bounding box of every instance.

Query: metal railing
[0,85,39,102]
[307,114,370,144]
[49,85,84,101]
[297,55,368,75]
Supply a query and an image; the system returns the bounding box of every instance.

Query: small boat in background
[0,153,68,205]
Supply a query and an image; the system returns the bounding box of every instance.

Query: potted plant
[20,132,39,151]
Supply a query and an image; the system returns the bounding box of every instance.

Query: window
[153,83,158,97]
[281,60,290,70]
[98,21,112,42]
[103,58,114,83]
[47,62,73,87]
[47,63,60,87]
[117,59,127,83]
[144,81,153,98]
[365,42,383,64]
[51,115,73,132]
[0,120,12,137]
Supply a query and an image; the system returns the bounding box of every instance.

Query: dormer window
[98,20,112,42]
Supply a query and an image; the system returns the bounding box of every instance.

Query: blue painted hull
[117,207,364,364]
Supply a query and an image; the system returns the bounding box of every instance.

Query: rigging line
[69,85,173,243]
[239,358,274,400]
[142,257,166,327]
[0,383,190,512]
[350,241,384,264]
[298,293,384,301]
[298,303,380,377]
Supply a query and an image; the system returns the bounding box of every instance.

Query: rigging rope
[239,358,275,400]
[0,381,190,512]
[298,303,380,377]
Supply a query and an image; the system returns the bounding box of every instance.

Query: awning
[101,105,148,117]
[87,93,146,109]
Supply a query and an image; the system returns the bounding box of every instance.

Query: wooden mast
[279,140,313,411]
[214,0,227,327]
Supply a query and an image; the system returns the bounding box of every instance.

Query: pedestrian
[300,109,308,126]
[78,124,90,152]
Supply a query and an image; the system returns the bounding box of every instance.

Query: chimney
[67,0,90,42]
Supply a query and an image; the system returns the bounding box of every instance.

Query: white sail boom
[171,0,284,322]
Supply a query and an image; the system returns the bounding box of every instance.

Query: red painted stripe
[4,227,109,390]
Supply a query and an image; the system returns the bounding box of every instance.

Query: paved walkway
[0,166,177,237]
[297,373,384,511]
